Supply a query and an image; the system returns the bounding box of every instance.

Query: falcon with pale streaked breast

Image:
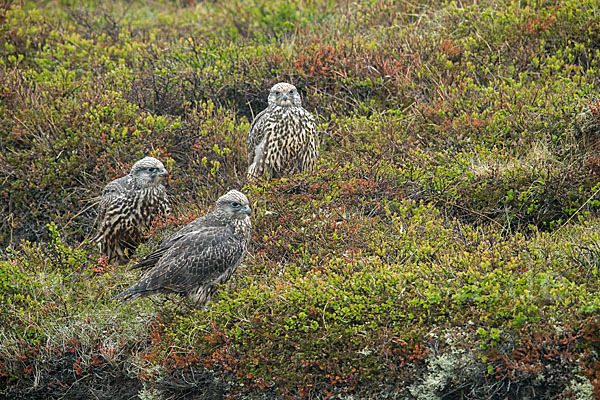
[93,157,170,265]
[247,82,319,181]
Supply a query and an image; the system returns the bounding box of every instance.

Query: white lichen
[138,382,163,400]
[564,365,595,400]
[408,348,478,400]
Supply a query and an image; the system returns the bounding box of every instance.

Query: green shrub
[2,0,600,398]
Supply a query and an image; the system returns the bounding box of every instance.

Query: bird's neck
[234,217,252,238]
[211,212,250,231]
[132,180,162,191]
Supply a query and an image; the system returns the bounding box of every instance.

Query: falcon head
[130,157,169,187]
[216,190,251,220]
[267,82,302,107]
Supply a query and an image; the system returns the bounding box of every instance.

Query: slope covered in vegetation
[1,0,600,398]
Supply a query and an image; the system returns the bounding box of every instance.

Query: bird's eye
[231,202,241,208]
[148,167,157,173]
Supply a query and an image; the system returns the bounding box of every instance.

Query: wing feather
[124,224,244,297]
[129,215,224,270]
[93,176,132,241]
[247,107,270,161]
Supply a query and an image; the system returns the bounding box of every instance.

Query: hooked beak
[155,168,169,184]
[241,205,251,215]
[278,94,294,107]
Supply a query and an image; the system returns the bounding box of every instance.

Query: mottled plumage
[247,82,318,181]
[94,157,170,265]
[113,190,252,305]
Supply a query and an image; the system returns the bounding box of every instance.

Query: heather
[1,0,600,398]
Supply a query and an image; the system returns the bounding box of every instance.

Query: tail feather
[128,252,161,270]
[111,287,143,304]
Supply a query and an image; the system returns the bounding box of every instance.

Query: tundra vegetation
[1,0,600,398]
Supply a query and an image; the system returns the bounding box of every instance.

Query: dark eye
[231,202,240,208]
[148,167,157,173]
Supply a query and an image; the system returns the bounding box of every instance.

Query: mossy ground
[2,0,600,398]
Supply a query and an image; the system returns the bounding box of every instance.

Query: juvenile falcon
[113,190,252,305]
[93,157,170,265]
[247,82,318,181]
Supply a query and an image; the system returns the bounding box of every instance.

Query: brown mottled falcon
[113,190,252,305]
[247,82,319,181]
[93,157,170,265]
